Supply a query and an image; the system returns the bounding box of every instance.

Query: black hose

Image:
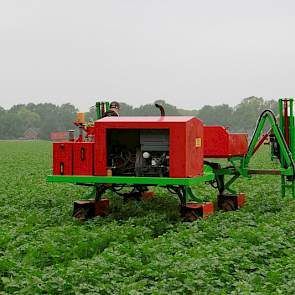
[166,185,180,195]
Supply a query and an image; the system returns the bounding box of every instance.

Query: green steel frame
[215,98,295,198]
[187,98,295,198]
[47,173,215,186]
[278,98,295,197]
[47,166,216,204]
[95,101,110,120]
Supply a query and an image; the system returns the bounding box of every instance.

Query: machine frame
[47,98,295,219]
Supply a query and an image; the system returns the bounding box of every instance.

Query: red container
[53,142,73,175]
[50,132,67,141]
[73,142,94,175]
[94,116,204,178]
[204,126,248,158]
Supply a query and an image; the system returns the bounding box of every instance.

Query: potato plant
[0,141,295,294]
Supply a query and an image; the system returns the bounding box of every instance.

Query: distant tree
[231,96,265,133]
[7,104,26,114]
[0,97,282,139]
[0,112,23,139]
[131,100,181,116]
[197,105,215,124]
[17,107,41,129]
[264,99,278,114]
[198,104,233,127]
[24,102,77,139]
[177,107,198,116]
[119,102,134,116]
[58,103,78,130]
[213,104,233,127]
[154,100,180,116]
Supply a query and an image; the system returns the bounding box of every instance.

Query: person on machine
[103,101,120,117]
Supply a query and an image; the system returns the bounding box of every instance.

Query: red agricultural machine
[47,99,295,220]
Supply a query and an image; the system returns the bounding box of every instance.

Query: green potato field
[0,141,295,294]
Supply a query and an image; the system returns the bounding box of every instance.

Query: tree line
[0,96,278,139]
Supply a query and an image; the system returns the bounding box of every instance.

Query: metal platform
[47,171,215,186]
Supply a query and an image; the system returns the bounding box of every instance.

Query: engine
[107,129,169,177]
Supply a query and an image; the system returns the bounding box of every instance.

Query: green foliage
[0,141,295,294]
[198,104,233,127]
[0,96,278,139]
[0,103,77,140]
[105,96,278,132]
[118,100,182,116]
[232,97,267,133]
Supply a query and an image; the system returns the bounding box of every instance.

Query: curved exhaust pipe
[155,103,165,116]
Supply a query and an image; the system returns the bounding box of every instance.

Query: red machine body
[203,126,248,158]
[94,116,204,178]
[73,142,94,175]
[53,142,73,175]
[53,142,95,176]
[52,118,249,177]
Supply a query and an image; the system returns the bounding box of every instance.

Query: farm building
[50,131,68,141]
[23,128,39,140]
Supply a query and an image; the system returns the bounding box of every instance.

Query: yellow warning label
[196,137,202,148]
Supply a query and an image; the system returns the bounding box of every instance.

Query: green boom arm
[241,108,295,198]
[244,109,295,173]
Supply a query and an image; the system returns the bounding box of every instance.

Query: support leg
[73,184,110,220]
[281,175,286,197]
[215,173,246,211]
[178,186,214,221]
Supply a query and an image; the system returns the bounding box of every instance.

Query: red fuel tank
[73,142,94,175]
[53,142,73,175]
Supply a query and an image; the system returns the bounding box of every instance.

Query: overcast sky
[0,0,294,111]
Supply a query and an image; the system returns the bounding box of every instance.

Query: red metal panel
[186,118,203,177]
[94,126,107,176]
[204,126,228,157]
[94,116,204,178]
[53,142,73,175]
[202,202,214,216]
[169,124,187,178]
[73,142,94,175]
[183,202,214,218]
[97,116,196,123]
[204,126,248,158]
[237,193,246,208]
[228,134,248,157]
